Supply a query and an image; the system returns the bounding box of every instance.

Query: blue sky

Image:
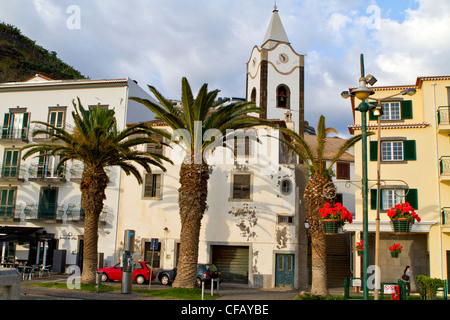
[0,0,448,137]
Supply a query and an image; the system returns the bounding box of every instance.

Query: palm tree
[22,99,171,283]
[280,115,367,296]
[131,77,271,288]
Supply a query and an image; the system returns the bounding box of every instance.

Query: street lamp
[342,54,375,300]
[367,87,417,300]
[343,59,417,300]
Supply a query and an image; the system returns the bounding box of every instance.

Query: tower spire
[262,3,289,49]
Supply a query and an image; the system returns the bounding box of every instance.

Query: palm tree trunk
[304,173,334,296]
[80,166,108,284]
[172,158,209,288]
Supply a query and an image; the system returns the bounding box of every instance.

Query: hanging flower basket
[387,203,421,234]
[354,241,364,256]
[319,202,353,235]
[390,218,413,234]
[389,243,403,258]
[321,219,340,234]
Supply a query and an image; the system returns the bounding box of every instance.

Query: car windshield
[145,263,152,270]
[205,264,217,272]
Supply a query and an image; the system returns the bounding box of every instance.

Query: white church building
[115,7,311,289]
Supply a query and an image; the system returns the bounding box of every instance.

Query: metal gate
[212,245,249,284]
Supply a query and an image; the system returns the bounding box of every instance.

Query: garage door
[212,245,249,284]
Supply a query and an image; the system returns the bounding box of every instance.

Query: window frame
[381,102,401,121]
[231,173,252,201]
[336,162,351,180]
[381,141,404,162]
[142,173,163,200]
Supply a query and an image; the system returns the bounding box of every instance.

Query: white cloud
[0,0,449,137]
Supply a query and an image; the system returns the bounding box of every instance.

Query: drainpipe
[432,82,443,279]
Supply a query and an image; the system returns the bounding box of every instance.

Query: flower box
[319,202,352,235]
[354,241,364,256]
[387,203,420,234]
[389,243,403,258]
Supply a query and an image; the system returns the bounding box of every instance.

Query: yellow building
[346,76,450,292]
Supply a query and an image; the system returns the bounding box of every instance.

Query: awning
[0,226,44,243]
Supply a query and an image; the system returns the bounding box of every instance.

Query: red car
[98,261,156,284]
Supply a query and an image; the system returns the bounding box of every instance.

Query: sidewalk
[16,273,307,300]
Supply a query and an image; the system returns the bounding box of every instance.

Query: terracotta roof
[348,122,430,134]
[304,134,354,162]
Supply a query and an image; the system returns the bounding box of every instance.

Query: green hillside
[0,22,86,83]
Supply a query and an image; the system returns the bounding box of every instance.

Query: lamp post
[368,87,416,300]
[342,54,417,300]
[350,54,375,300]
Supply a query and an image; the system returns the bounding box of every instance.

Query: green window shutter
[401,101,413,119]
[403,140,416,161]
[22,112,29,127]
[370,189,377,210]
[369,102,378,121]
[370,141,378,161]
[2,113,10,138]
[406,189,418,210]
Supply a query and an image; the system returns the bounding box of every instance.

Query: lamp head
[400,88,417,96]
[353,77,375,101]
[341,91,353,99]
[365,74,377,86]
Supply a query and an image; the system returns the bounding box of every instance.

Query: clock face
[279,53,289,63]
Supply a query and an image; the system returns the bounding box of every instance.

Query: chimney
[285,111,294,131]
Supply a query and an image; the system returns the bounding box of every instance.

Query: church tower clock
[246,5,305,135]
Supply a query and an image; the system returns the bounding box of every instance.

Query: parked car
[158,264,222,287]
[98,261,156,284]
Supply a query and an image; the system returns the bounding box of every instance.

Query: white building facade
[115,8,310,289]
[0,74,155,269]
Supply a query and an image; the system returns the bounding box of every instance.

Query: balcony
[0,127,29,144]
[439,156,450,182]
[23,204,65,222]
[437,107,450,133]
[0,204,24,221]
[442,208,450,232]
[0,163,26,183]
[32,123,73,142]
[66,204,110,224]
[28,163,66,183]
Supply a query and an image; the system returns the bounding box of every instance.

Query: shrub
[415,275,446,300]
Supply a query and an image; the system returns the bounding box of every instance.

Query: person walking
[402,266,411,296]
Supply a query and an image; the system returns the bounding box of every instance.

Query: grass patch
[136,287,219,300]
[26,281,115,292]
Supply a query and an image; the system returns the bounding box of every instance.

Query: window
[0,188,16,218]
[370,140,416,162]
[250,88,257,102]
[2,150,20,178]
[276,85,290,109]
[232,130,255,159]
[48,108,66,133]
[1,110,29,140]
[143,174,161,199]
[232,174,251,200]
[371,188,418,210]
[381,102,401,120]
[37,152,65,179]
[147,132,165,156]
[277,215,294,224]
[336,162,350,180]
[381,141,403,161]
[38,187,58,220]
[280,179,292,195]
[382,189,405,210]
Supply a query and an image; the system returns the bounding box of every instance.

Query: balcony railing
[32,123,73,141]
[66,204,110,223]
[442,208,450,226]
[0,163,26,181]
[440,157,450,181]
[438,107,450,133]
[0,127,29,142]
[24,204,65,221]
[0,204,24,220]
[28,163,66,182]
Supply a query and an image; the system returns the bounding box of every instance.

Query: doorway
[275,254,295,288]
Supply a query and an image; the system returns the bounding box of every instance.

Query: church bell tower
[246,5,305,135]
